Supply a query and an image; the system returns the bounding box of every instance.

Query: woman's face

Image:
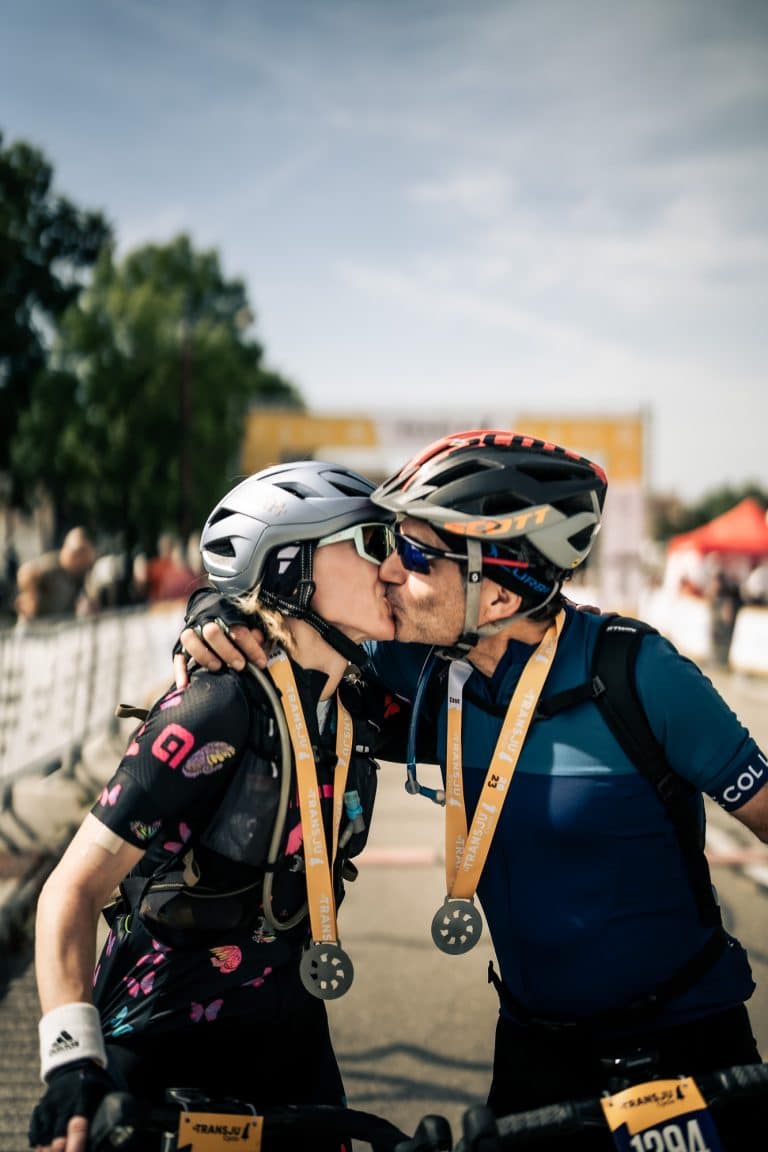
[311,529,395,643]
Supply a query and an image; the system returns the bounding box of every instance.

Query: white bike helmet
[201,460,394,663]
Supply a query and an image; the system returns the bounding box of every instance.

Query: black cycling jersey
[91,661,409,1038]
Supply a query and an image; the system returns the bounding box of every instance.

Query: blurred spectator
[740,557,768,607]
[1,539,20,620]
[145,531,202,602]
[185,530,204,580]
[707,563,742,667]
[14,526,98,621]
[677,574,705,598]
[4,539,19,587]
[86,548,149,610]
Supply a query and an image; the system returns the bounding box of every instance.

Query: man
[176,430,768,1145]
[14,526,97,621]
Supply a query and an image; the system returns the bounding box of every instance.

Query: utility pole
[179,313,194,541]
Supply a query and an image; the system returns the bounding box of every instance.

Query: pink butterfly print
[285,824,304,855]
[163,822,192,853]
[105,929,116,957]
[92,963,100,987]
[160,690,184,711]
[242,966,274,989]
[209,945,242,974]
[190,998,223,1023]
[136,943,166,969]
[125,723,147,757]
[125,970,155,997]
[99,783,122,807]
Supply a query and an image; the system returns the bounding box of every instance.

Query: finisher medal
[300,941,354,1000]
[431,898,483,955]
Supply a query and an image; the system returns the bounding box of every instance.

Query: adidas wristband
[39,1002,107,1083]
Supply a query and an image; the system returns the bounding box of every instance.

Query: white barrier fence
[729,607,768,677]
[0,602,185,785]
[638,590,768,677]
[2,592,767,788]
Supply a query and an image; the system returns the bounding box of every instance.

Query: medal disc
[431,898,482,955]
[299,941,354,999]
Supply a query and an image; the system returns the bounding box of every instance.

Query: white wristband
[39,1002,107,1083]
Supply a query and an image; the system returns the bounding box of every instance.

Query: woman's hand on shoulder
[174,621,269,689]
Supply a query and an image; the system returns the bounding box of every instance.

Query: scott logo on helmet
[444,506,556,537]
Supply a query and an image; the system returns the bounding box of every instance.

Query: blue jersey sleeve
[634,632,767,810]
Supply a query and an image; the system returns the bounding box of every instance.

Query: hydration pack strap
[536,617,723,929]
[487,926,729,1034]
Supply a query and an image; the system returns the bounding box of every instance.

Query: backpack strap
[487,614,729,1031]
[537,616,722,929]
[591,617,684,805]
[589,616,723,929]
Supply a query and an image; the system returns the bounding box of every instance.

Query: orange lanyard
[433,611,564,954]
[267,651,353,945]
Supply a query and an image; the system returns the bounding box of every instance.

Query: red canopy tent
[667,497,768,556]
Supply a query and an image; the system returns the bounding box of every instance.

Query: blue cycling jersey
[364,606,765,1030]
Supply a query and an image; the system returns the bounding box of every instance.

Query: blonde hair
[233,588,297,658]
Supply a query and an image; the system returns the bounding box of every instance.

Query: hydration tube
[214,616,307,932]
[405,649,446,806]
[242,657,309,932]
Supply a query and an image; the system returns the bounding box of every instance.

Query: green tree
[652,483,768,542]
[0,131,110,497]
[12,234,303,553]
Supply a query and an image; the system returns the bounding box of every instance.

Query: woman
[29,461,408,1152]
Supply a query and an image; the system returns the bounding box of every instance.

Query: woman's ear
[481,580,522,624]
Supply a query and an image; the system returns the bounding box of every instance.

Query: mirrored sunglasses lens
[395,535,431,573]
[361,525,394,562]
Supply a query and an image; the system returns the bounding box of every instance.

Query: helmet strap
[436,539,484,657]
[436,540,563,658]
[259,543,368,669]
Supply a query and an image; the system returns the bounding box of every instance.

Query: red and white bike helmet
[371,429,607,647]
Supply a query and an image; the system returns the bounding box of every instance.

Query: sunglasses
[393,532,469,574]
[317,522,395,565]
[394,531,535,579]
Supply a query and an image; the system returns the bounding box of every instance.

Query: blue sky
[2,0,767,500]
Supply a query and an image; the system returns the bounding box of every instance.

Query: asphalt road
[1,666,767,1151]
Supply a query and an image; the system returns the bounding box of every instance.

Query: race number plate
[178,1110,263,1151]
[600,1076,723,1151]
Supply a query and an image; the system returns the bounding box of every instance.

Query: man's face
[377,516,467,645]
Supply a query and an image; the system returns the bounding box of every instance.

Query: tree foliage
[652,482,768,542]
[0,130,111,493]
[12,235,303,552]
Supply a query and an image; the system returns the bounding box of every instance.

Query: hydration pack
[536,614,721,929]
[112,665,380,949]
[485,614,728,1030]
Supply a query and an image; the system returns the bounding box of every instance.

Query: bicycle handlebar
[88,1090,454,1152]
[452,1062,768,1150]
[86,1062,768,1151]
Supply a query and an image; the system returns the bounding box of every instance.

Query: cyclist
[29,461,409,1152]
[176,430,768,1148]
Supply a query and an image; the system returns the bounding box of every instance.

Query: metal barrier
[0,602,185,784]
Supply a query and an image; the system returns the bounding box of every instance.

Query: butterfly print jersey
[91,662,404,1038]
